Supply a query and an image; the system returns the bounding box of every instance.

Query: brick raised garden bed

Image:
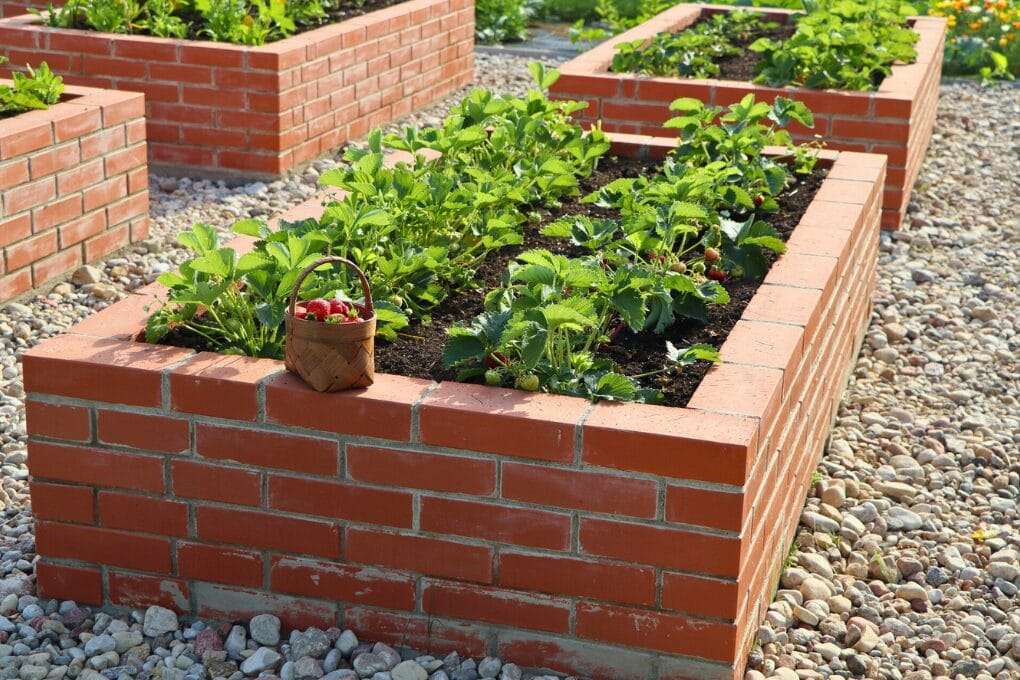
[1,84,147,302]
[550,4,944,230]
[0,0,474,178]
[23,135,884,680]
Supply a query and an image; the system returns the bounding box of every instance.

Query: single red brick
[343,607,490,659]
[169,353,281,420]
[28,142,79,179]
[268,475,413,528]
[36,521,172,573]
[178,541,264,588]
[196,506,340,558]
[665,485,744,534]
[420,496,570,551]
[32,194,82,232]
[196,424,337,476]
[687,363,783,423]
[97,491,188,537]
[0,213,31,248]
[575,602,737,662]
[346,445,495,496]
[270,555,416,610]
[29,482,95,524]
[264,372,429,441]
[24,400,90,441]
[422,581,571,634]
[0,269,32,300]
[661,571,740,620]
[3,176,55,215]
[29,441,164,493]
[345,528,493,584]
[418,383,587,463]
[36,561,103,605]
[81,126,126,160]
[0,117,52,160]
[107,571,190,610]
[580,517,740,577]
[171,459,261,507]
[498,551,656,606]
[97,410,189,453]
[57,158,104,195]
[501,462,657,518]
[582,402,757,486]
[53,106,102,143]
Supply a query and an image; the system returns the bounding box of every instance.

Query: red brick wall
[0,0,475,177]
[22,138,883,680]
[0,85,148,301]
[549,4,944,230]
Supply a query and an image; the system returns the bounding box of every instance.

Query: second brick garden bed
[1,84,147,302]
[0,0,474,177]
[23,135,884,679]
[550,4,944,230]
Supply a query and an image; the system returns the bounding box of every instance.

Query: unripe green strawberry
[484,369,502,386]
[516,374,540,392]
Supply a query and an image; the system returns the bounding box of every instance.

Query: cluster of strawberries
[294,298,364,324]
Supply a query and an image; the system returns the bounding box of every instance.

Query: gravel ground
[0,56,1017,680]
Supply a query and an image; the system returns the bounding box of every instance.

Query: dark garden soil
[709,17,797,82]
[374,156,827,407]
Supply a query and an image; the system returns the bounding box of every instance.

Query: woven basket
[284,256,376,392]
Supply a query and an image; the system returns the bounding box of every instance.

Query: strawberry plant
[751,0,919,90]
[611,10,777,78]
[0,61,64,119]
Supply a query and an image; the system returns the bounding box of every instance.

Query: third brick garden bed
[550,3,945,230]
[23,132,884,679]
[0,0,474,177]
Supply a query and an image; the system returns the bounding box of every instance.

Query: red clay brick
[268,475,413,528]
[170,352,281,420]
[97,410,190,453]
[197,506,340,559]
[171,459,262,507]
[345,528,493,584]
[422,581,571,635]
[270,555,416,610]
[108,571,190,610]
[36,521,172,573]
[501,462,657,518]
[24,400,90,441]
[420,496,571,551]
[36,561,103,605]
[29,482,95,524]
[347,445,496,496]
[178,542,265,588]
[196,424,337,476]
[29,441,165,493]
[98,491,189,537]
[499,552,656,606]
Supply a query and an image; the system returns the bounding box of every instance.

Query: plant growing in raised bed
[0,59,63,117]
[31,0,405,44]
[147,65,823,406]
[608,0,920,90]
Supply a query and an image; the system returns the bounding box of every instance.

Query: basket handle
[287,256,374,319]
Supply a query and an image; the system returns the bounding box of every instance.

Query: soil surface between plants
[374,156,826,407]
[709,16,796,82]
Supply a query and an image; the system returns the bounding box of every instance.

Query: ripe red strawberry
[754,194,765,207]
[484,352,508,368]
[305,299,330,321]
[293,305,307,318]
[706,267,727,281]
[329,299,349,316]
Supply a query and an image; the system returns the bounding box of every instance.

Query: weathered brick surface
[23,135,883,680]
[549,3,943,229]
[0,84,147,301]
[0,0,475,177]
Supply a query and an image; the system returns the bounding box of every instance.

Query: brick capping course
[0,83,148,302]
[549,3,944,230]
[23,133,884,680]
[0,0,476,178]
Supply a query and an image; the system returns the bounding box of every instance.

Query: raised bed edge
[21,134,884,680]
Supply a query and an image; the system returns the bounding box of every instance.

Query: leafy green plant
[80,0,143,33]
[611,10,775,77]
[0,61,65,118]
[442,94,817,403]
[751,0,919,90]
[139,0,188,37]
[923,0,1018,80]
[475,0,537,43]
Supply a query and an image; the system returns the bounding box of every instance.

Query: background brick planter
[23,137,884,680]
[550,4,944,230]
[0,85,147,302]
[0,0,474,178]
